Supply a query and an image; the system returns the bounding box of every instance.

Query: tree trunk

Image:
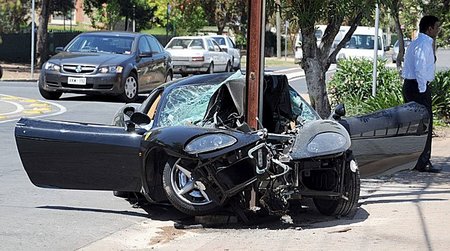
[124,15,129,31]
[215,2,226,35]
[392,3,405,71]
[300,25,330,118]
[37,0,51,69]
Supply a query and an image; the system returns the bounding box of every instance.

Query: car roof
[78,31,142,37]
[170,36,207,40]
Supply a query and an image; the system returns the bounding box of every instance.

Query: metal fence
[0,32,82,63]
[0,32,173,64]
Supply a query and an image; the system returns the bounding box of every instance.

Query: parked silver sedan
[165,36,232,77]
[209,35,241,70]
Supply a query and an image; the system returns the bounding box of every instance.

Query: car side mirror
[384,46,390,51]
[221,47,228,52]
[123,106,136,117]
[125,112,151,133]
[139,51,152,58]
[55,47,64,53]
[130,112,151,125]
[332,104,346,120]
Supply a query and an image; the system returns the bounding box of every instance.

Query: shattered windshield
[157,71,244,127]
[289,88,320,122]
[157,84,221,127]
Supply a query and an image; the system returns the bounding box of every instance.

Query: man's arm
[414,43,434,92]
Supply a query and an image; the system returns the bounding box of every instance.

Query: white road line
[0,100,24,116]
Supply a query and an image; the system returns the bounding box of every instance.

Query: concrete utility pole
[276,0,281,58]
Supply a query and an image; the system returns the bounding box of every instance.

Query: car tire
[225,61,231,72]
[313,156,360,217]
[162,158,219,216]
[165,72,173,83]
[207,63,214,74]
[119,72,138,103]
[0,65,3,79]
[39,85,62,100]
[234,62,241,71]
[181,73,188,77]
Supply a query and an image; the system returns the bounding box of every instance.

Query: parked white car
[165,36,232,77]
[208,35,241,70]
[336,26,387,61]
[294,25,327,64]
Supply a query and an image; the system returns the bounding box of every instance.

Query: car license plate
[68,77,86,85]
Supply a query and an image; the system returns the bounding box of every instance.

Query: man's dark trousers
[402,79,432,169]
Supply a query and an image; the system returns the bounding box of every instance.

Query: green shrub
[328,58,403,116]
[431,71,450,124]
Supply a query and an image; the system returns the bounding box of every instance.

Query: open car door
[339,102,429,178]
[15,118,143,192]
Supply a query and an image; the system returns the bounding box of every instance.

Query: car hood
[49,52,132,66]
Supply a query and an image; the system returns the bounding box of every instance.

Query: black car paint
[338,101,429,177]
[15,117,260,193]
[142,126,261,161]
[15,118,143,192]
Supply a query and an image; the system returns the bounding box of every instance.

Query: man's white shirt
[402,33,435,93]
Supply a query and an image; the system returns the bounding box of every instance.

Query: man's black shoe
[415,161,441,173]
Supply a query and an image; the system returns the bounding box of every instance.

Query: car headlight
[98,66,123,74]
[185,133,237,154]
[44,62,60,71]
[307,132,347,154]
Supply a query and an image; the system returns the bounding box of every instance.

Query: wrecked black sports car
[15,71,429,219]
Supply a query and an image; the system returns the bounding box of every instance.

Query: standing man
[402,15,441,173]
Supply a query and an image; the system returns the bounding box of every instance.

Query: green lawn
[240,56,298,68]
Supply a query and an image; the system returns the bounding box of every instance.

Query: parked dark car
[38,31,173,102]
[16,72,429,218]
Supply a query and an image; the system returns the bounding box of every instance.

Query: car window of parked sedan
[227,37,236,48]
[138,37,151,54]
[206,39,215,51]
[146,36,162,54]
[212,40,222,52]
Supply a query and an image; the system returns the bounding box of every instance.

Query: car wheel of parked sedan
[207,63,214,74]
[313,156,360,217]
[120,72,138,102]
[39,86,62,100]
[163,158,219,216]
[225,61,231,72]
[165,72,173,83]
